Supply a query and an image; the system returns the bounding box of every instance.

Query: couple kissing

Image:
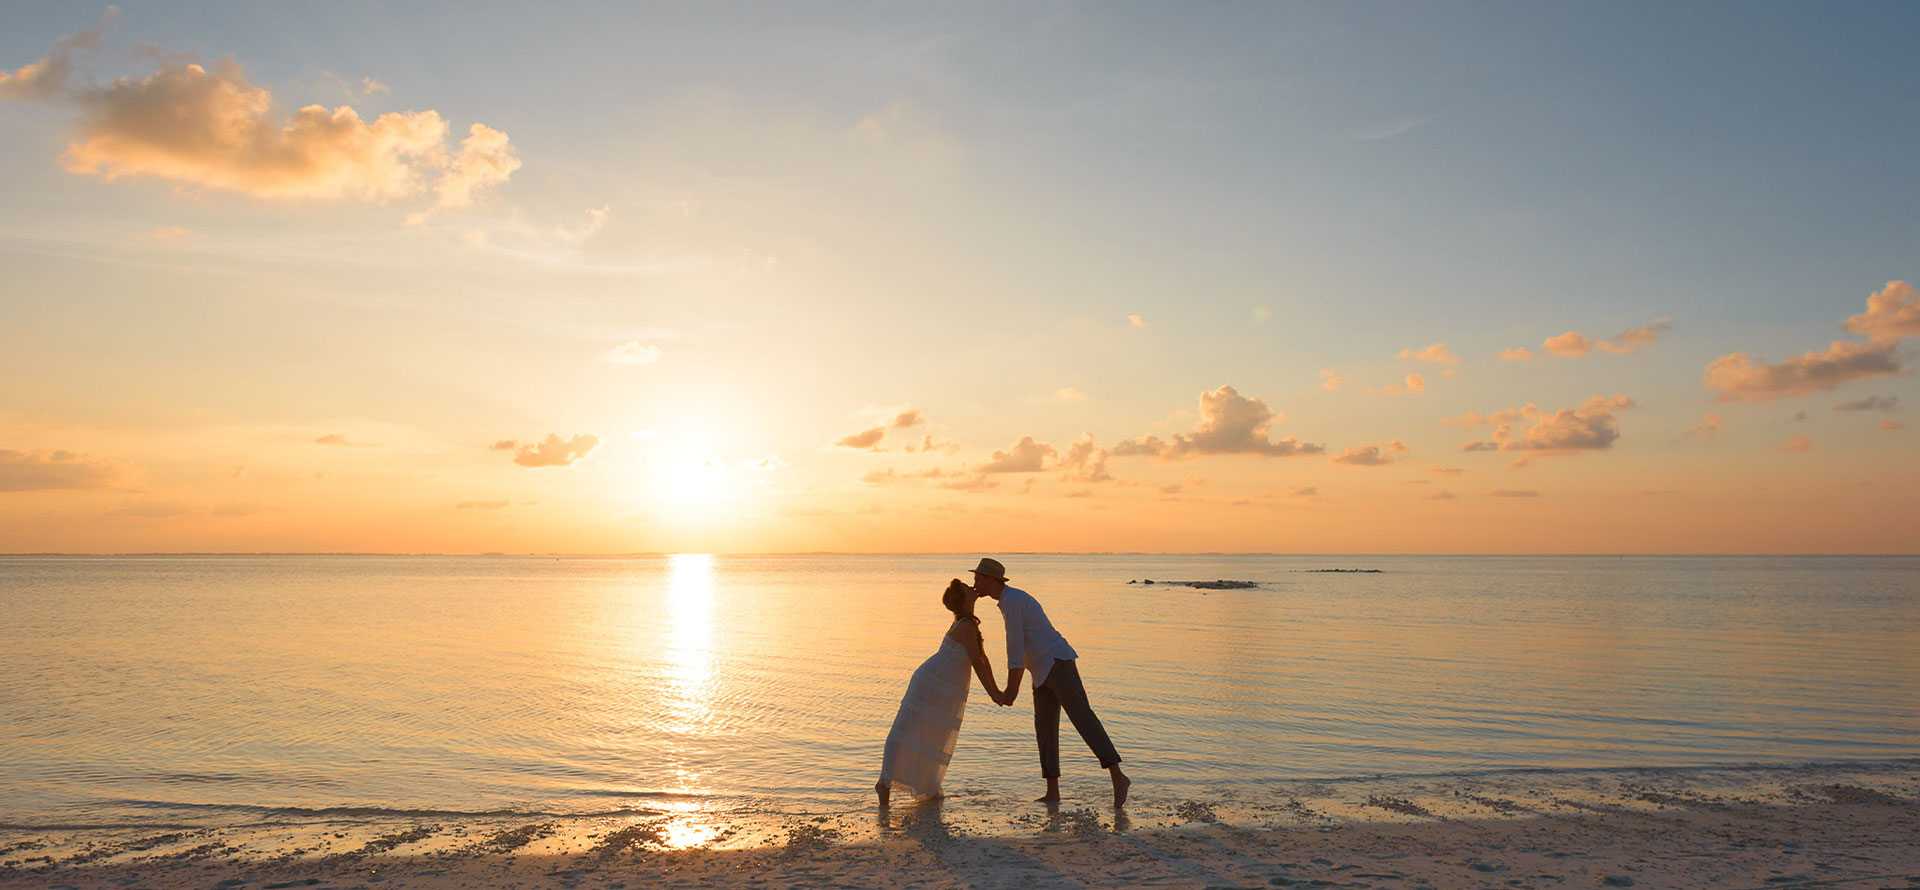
[876,557,1129,808]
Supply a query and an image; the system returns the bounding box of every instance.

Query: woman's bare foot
[875,780,890,807]
[1110,767,1130,808]
[1037,776,1061,802]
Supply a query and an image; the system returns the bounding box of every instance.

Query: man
[973,557,1130,807]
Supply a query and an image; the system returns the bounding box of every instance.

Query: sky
[2,2,1916,554]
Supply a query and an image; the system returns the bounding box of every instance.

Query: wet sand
[5,763,1916,889]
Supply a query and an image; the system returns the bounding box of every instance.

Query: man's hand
[994,688,1018,707]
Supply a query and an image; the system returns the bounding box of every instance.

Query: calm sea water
[1,554,1916,833]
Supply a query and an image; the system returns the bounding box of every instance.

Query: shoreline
[6,762,1916,889]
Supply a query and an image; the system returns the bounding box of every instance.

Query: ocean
[2,554,1915,844]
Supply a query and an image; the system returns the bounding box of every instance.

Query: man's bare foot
[1036,793,1061,802]
[1111,768,1130,808]
[1037,777,1061,802]
[875,780,890,807]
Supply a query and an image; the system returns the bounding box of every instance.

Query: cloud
[1427,465,1464,476]
[606,341,663,365]
[1491,489,1540,498]
[1058,433,1113,483]
[1844,281,1919,342]
[1286,485,1318,497]
[1599,319,1672,354]
[510,433,598,468]
[1063,488,1093,498]
[1781,434,1812,453]
[360,76,388,95]
[488,439,517,451]
[315,433,377,447]
[455,500,509,510]
[1318,369,1344,391]
[1684,411,1724,438]
[834,408,925,451]
[1703,339,1902,401]
[1113,385,1322,459]
[1377,373,1426,394]
[1834,395,1899,412]
[1883,419,1906,431]
[941,474,1000,492]
[1455,395,1635,455]
[0,448,121,491]
[429,123,521,210]
[835,427,887,450]
[1497,347,1533,361]
[557,205,612,242]
[1126,314,1146,328]
[1542,331,1596,357]
[741,455,789,471]
[1056,387,1086,401]
[1399,342,1460,365]
[1424,491,1456,501]
[903,433,961,454]
[1330,440,1409,467]
[978,436,1057,473]
[3,21,517,211]
[0,8,112,101]
[1543,319,1671,357]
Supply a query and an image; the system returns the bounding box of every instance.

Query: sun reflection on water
[663,553,716,737]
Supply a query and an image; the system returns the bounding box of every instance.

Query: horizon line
[3,551,1916,558]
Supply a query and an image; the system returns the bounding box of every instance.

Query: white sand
[5,763,1917,889]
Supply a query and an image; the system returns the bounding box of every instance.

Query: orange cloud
[1456,395,1634,455]
[0,9,111,101]
[1542,331,1596,357]
[1424,490,1456,501]
[1377,373,1426,394]
[1330,440,1410,466]
[1703,339,1902,401]
[1059,434,1113,483]
[4,21,516,210]
[509,434,598,468]
[978,436,1057,473]
[1318,368,1344,391]
[315,433,377,447]
[1684,411,1724,438]
[1882,419,1906,431]
[835,427,886,450]
[0,448,122,491]
[1781,434,1812,453]
[1113,385,1322,459]
[1844,281,1919,342]
[1491,489,1541,498]
[1543,319,1671,357]
[1399,342,1460,365]
[1497,347,1533,361]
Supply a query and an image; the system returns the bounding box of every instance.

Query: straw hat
[970,557,1008,581]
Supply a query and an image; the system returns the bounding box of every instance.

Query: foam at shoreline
[5,760,1917,888]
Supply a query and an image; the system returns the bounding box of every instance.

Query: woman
[875,578,1002,805]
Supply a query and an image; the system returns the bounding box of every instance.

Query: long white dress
[878,619,974,798]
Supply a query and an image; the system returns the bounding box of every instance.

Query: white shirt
[996,586,1077,688]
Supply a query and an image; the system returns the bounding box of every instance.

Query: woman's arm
[959,627,1002,700]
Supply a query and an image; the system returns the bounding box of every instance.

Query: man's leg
[1033,680,1062,800]
[1039,660,1129,806]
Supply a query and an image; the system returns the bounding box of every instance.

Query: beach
[6,761,1917,889]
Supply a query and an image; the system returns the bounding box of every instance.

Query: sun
[658,452,733,507]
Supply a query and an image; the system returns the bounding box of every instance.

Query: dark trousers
[1034,659,1121,778]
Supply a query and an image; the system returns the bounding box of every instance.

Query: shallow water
[2,554,1916,839]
